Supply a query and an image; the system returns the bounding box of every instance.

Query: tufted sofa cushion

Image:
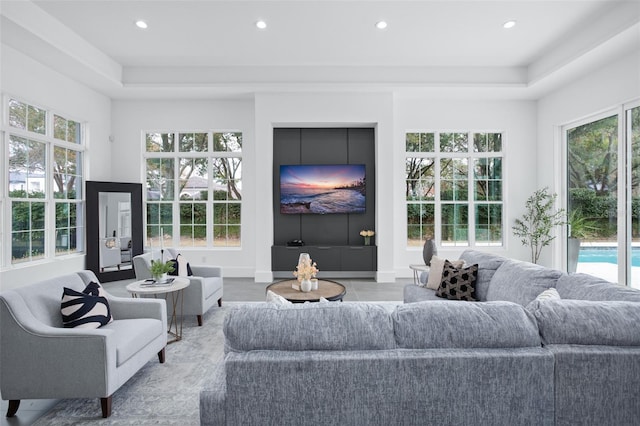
[530,299,640,346]
[458,249,509,301]
[224,302,396,352]
[392,300,541,349]
[486,259,564,306]
[556,273,640,301]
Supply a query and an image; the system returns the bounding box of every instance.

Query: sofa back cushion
[530,299,640,346]
[556,273,640,301]
[458,249,508,301]
[7,271,97,328]
[224,302,396,352]
[486,259,564,306]
[392,301,541,349]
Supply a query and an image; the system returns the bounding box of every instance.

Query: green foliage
[512,187,566,264]
[150,259,174,277]
[567,209,598,239]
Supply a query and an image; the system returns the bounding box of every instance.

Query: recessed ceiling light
[256,20,267,30]
[135,20,148,29]
[375,21,388,30]
[503,20,516,29]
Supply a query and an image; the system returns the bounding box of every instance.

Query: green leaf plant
[512,187,566,264]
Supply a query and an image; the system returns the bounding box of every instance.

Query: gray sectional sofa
[201,249,640,425]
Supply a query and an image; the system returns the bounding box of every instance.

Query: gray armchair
[0,270,167,418]
[133,250,223,326]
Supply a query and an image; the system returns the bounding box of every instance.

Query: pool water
[578,247,640,267]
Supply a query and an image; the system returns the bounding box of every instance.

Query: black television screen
[280,164,366,214]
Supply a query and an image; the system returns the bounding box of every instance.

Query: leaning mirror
[86,181,143,282]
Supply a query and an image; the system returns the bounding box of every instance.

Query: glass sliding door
[566,115,619,281]
[628,105,640,288]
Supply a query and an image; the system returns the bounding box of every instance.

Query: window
[144,131,242,248]
[565,101,640,288]
[405,131,503,247]
[4,98,85,265]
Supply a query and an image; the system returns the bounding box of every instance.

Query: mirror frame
[86,181,143,282]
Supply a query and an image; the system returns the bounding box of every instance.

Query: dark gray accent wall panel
[273,127,376,272]
[301,128,348,163]
[273,128,302,245]
[347,128,376,246]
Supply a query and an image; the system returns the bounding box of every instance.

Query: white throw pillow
[266,290,292,305]
[534,287,561,301]
[426,256,465,290]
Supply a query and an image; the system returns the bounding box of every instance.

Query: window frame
[143,130,243,249]
[2,95,86,267]
[405,130,505,249]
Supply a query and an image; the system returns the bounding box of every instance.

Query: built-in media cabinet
[272,127,376,276]
[272,245,377,272]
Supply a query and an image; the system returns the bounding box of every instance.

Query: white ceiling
[2,0,639,99]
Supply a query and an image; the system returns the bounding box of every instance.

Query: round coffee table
[126,277,190,343]
[266,279,346,303]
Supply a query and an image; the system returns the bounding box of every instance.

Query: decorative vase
[311,279,318,290]
[423,239,437,266]
[153,273,168,282]
[301,279,312,292]
[364,236,371,246]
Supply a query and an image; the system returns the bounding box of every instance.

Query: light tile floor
[0,276,411,425]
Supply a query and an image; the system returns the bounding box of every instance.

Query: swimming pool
[578,247,640,267]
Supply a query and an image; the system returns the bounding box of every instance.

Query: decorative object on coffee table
[293,254,318,292]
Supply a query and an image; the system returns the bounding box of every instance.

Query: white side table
[126,277,190,344]
[409,264,430,286]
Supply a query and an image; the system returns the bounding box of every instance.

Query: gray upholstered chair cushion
[392,301,541,349]
[458,249,509,301]
[556,273,640,301]
[486,259,564,306]
[530,299,640,346]
[224,302,395,352]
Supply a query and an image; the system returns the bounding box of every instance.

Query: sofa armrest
[107,295,167,324]
[190,265,222,278]
[200,362,226,426]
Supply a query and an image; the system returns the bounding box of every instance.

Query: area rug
[32,302,236,426]
[32,301,400,425]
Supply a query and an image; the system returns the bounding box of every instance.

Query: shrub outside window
[406,131,503,248]
[144,131,242,248]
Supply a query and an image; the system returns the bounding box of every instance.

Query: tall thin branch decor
[512,187,566,264]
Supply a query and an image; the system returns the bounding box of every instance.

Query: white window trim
[142,130,243,249]
[405,130,505,249]
[2,95,86,268]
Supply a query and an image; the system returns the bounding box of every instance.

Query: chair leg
[217,297,222,307]
[197,314,203,326]
[6,400,20,417]
[100,396,112,418]
[158,347,166,363]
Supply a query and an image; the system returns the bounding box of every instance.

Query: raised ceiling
[2,0,639,99]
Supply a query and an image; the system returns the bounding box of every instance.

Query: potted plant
[150,259,174,281]
[513,187,566,264]
[567,209,597,273]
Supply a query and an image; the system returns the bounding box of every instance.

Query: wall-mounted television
[280,164,366,214]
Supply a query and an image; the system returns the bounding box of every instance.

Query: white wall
[253,92,395,282]
[0,45,112,290]
[394,98,538,274]
[537,49,640,268]
[111,99,256,277]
